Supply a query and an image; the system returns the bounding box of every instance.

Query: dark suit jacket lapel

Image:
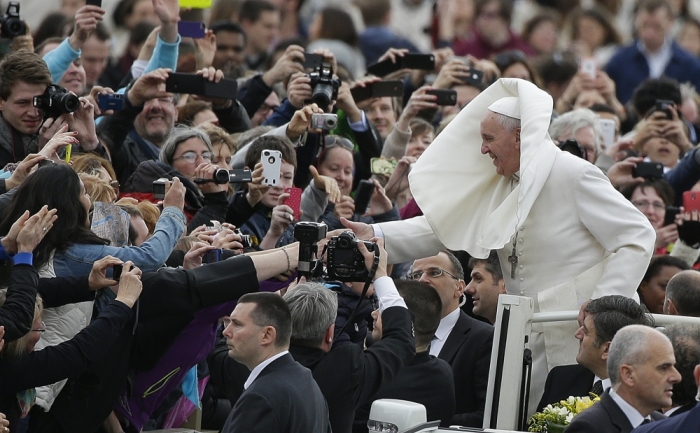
[438,312,471,363]
[601,391,634,433]
[253,353,294,381]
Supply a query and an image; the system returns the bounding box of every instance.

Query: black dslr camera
[33,85,80,119]
[294,222,327,278]
[326,231,376,282]
[558,139,587,161]
[306,62,341,112]
[0,2,26,39]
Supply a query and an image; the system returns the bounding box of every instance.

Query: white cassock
[375,78,655,413]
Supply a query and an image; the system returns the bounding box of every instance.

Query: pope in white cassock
[342,78,655,417]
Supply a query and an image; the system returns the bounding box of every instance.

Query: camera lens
[213,168,230,184]
[312,83,333,111]
[325,118,337,129]
[338,238,351,249]
[60,93,80,113]
[268,156,276,164]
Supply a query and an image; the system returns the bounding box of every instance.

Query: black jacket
[566,390,666,433]
[538,364,596,412]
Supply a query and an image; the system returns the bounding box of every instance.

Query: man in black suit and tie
[538,296,652,411]
[409,250,494,427]
[566,325,680,433]
[220,292,331,433]
[283,238,415,433]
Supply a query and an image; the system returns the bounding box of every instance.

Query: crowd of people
[2,0,700,432]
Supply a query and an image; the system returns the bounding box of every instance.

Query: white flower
[566,413,574,423]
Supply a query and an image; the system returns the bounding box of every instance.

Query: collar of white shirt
[429,308,460,356]
[593,376,612,392]
[244,350,289,389]
[637,37,673,79]
[609,388,651,429]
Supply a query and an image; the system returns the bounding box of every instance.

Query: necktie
[591,379,604,397]
[640,419,651,426]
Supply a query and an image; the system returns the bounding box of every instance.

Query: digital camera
[306,63,341,112]
[294,222,327,277]
[33,84,80,119]
[152,178,168,199]
[310,113,338,130]
[0,2,26,39]
[326,231,376,282]
[234,229,252,249]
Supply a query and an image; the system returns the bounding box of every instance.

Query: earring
[459,293,467,307]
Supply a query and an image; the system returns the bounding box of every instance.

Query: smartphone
[353,179,375,216]
[651,99,674,120]
[178,21,206,39]
[684,191,700,213]
[283,187,302,221]
[165,73,238,99]
[300,53,324,70]
[203,248,223,264]
[664,206,680,226]
[97,93,124,111]
[261,149,282,187]
[461,68,484,86]
[426,89,457,106]
[366,53,435,77]
[350,80,403,103]
[632,161,664,179]
[86,0,102,6]
[580,57,596,80]
[370,157,398,176]
[112,264,123,282]
[597,118,616,150]
[178,0,212,8]
[227,168,253,183]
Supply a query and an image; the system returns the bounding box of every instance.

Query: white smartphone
[261,149,282,187]
[597,118,616,151]
[580,57,596,80]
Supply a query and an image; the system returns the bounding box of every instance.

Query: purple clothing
[453,30,535,59]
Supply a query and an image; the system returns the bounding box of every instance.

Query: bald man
[664,270,700,316]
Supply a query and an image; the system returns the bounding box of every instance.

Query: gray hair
[662,324,700,406]
[548,108,602,157]
[492,112,521,133]
[666,270,700,317]
[159,125,214,166]
[283,282,338,347]
[608,325,668,385]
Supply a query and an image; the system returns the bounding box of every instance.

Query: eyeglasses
[173,151,214,164]
[32,321,46,334]
[408,267,459,281]
[631,200,665,211]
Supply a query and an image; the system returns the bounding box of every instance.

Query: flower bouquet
[528,395,601,432]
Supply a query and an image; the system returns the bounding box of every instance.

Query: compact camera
[558,139,587,161]
[306,62,341,112]
[294,222,327,277]
[310,113,338,131]
[234,229,252,248]
[212,168,252,184]
[152,178,169,199]
[33,84,80,119]
[326,231,376,282]
[0,2,26,39]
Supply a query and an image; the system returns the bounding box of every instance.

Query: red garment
[400,198,423,220]
[453,29,535,59]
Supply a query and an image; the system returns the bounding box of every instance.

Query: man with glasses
[409,250,494,428]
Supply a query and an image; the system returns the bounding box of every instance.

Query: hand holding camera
[114,261,144,309]
[433,58,479,90]
[287,103,325,140]
[88,255,123,291]
[246,162,269,206]
[194,163,227,194]
[357,237,387,280]
[262,44,305,87]
[182,241,216,270]
[333,196,355,220]
[127,68,173,107]
[69,4,105,50]
[162,177,186,211]
[269,195,295,237]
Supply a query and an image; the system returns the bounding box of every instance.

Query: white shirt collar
[243,350,289,389]
[637,37,673,79]
[429,308,460,356]
[609,388,650,429]
[593,375,612,393]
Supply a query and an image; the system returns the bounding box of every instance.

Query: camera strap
[335,247,380,338]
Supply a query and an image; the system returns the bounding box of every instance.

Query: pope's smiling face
[480,111,521,178]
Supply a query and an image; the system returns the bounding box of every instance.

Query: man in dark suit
[220,292,331,433]
[538,296,652,411]
[664,270,700,317]
[353,280,456,431]
[659,325,700,417]
[410,250,494,427]
[283,239,414,433]
[566,325,679,433]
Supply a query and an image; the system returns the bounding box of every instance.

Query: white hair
[491,112,521,133]
[548,108,602,157]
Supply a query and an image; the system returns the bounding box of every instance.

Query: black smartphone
[664,206,680,226]
[651,99,674,120]
[203,248,223,264]
[350,80,403,103]
[97,93,124,111]
[227,168,253,183]
[353,179,375,216]
[366,53,435,77]
[178,21,206,39]
[461,68,484,86]
[632,161,664,179]
[300,53,324,70]
[85,0,102,6]
[112,264,123,282]
[165,73,238,99]
[426,89,457,106]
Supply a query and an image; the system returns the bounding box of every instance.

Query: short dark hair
[239,0,277,24]
[474,0,512,23]
[635,0,674,18]
[0,50,52,100]
[441,249,465,280]
[535,51,578,87]
[244,135,297,169]
[663,324,700,407]
[588,103,616,116]
[666,271,700,316]
[210,21,247,44]
[316,7,358,47]
[570,7,622,46]
[395,280,442,349]
[631,77,682,118]
[641,255,690,283]
[238,292,292,348]
[468,250,503,282]
[620,178,675,207]
[584,295,653,347]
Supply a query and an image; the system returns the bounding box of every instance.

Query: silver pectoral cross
[508,245,518,279]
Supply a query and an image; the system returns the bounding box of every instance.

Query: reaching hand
[127,68,172,107]
[68,97,100,150]
[194,29,217,70]
[333,195,355,220]
[162,177,186,210]
[16,206,57,253]
[6,154,50,190]
[183,242,215,270]
[339,217,375,240]
[69,5,105,50]
[309,165,341,203]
